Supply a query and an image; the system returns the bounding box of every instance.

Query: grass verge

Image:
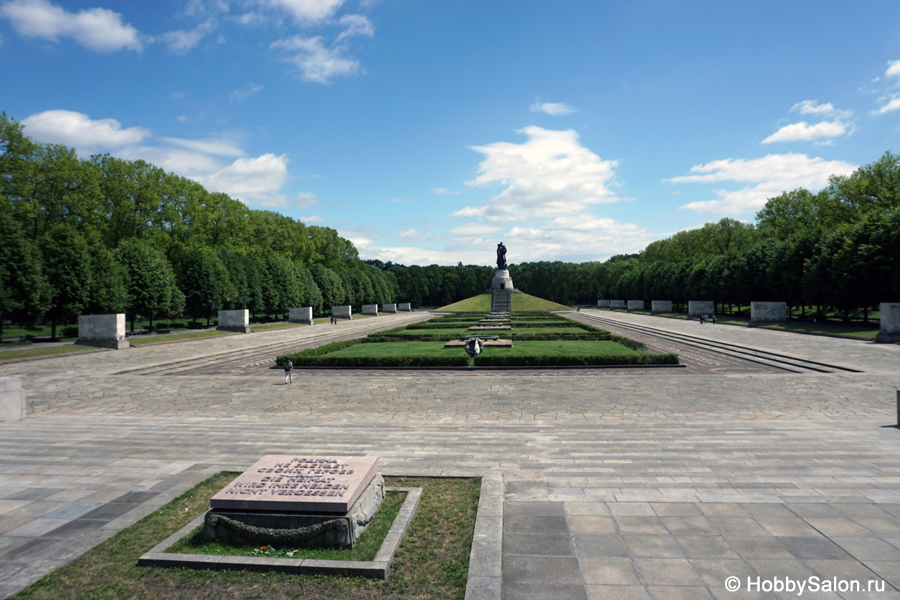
[0,344,95,362]
[12,474,480,600]
[127,331,232,345]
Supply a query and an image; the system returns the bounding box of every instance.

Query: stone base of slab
[139,485,421,581]
[876,331,900,343]
[748,320,786,327]
[203,475,384,549]
[443,339,513,348]
[75,337,129,349]
[216,326,251,333]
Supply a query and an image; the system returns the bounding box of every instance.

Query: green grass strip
[0,345,95,361]
[128,331,232,345]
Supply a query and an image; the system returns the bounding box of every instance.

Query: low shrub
[473,353,679,367]
[610,335,647,351]
[305,355,470,367]
[275,338,364,365]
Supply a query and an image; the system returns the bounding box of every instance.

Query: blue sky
[2,1,900,266]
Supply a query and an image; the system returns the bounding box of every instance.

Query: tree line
[0,113,399,339]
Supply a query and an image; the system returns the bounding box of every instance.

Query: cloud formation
[530,100,576,116]
[271,35,360,83]
[163,19,216,55]
[669,153,856,214]
[761,120,851,144]
[21,109,151,149]
[194,153,291,207]
[1,0,142,52]
[455,126,619,221]
[230,83,263,102]
[263,0,345,23]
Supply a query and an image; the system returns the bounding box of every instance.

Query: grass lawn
[12,474,480,600]
[127,331,232,345]
[0,345,95,361]
[760,322,879,339]
[390,328,471,337]
[436,295,492,312]
[483,340,643,357]
[251,322,300,331]
[511,294,570,311]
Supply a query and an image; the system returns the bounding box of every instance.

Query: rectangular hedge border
[473,353,679,367]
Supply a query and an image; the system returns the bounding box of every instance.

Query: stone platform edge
[138,486,422,580]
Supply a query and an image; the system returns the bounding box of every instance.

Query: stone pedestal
[490,269,515,291]
[75,314,129,349]
[333,305,352,320]
[610,300,625,309]
[0,376,25,422]
[750,302,787,326]
[688,301,715,320]
[651,300,672,314]
[597,300,610,308]
[383,303,397,313]
[876,303,900,343]
[289,307,313,325]
[361,304,378,316]
[204,456,383,549]
[218,309,250,333]
[627,300,645,312]
[398,303,411,312]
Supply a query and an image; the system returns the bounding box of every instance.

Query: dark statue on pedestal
[496,242,507,270]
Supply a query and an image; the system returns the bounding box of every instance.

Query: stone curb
[138,486,422,580]
[465,472,502,600]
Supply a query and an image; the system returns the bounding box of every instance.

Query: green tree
[180,248,232,326]
[117,238,181,331]
[38,225,92,338]
[0,210,48,339]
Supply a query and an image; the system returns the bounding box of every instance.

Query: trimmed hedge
[473,353,679,367]
[299,355,469,367]
[275,338,364,366]
[508,332,611,341]
[610,335,647,352]
[406,322,478,330]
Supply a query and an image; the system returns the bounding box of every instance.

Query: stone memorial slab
[877,302,900,343]
[0,376,25,422]
[627,300,645,312]
[651,300,672,314]
[597,299,611,308]
[218,309,251,333]
[610,300,625,309]
[361,304,378,315]
[211,455,379,514]
[688,300,715,319]
[398,303,411,311]
[383,303,397,313]
[333,305,352,320]
[289,307,313,325]
[750,301,787,326]
[76,313,129,349]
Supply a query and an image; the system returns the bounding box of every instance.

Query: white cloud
[668,153,857,215]
[21,109,151,150]
[271,35,359,83]
[397,228,432,241]
[118,145,225,177]
[300,215,324,223]
[761,120,852,143]
[296,191,319,207]
[432,187,460,195]
[263,0,344,23]
[530,100,576,116]
[235,11,266,26]
[336,13,373,41]
[230,82,263,102]
[1,0,142,52]
[448,222,503,236]
[163,19,215,55]
[886,59,900,79]
[455,126,619,221]
[193,153,291,207]
[156,136,246,158]
[790,100,853,119]
[877,96,900,114]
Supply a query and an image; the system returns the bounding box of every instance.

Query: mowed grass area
[436,292,570,312]
[127,330,232,345]
[759,321,879,339]
[436,294,492,312]
[328,341,449,357]
[486,340,643,357]
[12,474,480,600]
[0,344,96,362]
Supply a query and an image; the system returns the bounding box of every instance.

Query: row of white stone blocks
[595,301,900,342]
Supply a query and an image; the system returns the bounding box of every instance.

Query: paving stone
[585,585,651,600]
[502,583,587,600]
[633,558,703,586]
[579,556,642,585]
[502,555,582,584]
[623,535,684,558]
[504,533,575,556]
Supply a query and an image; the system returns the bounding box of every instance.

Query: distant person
[284,358,293,384]
[712,314,717,325]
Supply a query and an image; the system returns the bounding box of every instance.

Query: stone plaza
[1,309,899,599]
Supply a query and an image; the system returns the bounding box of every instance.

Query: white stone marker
[0,376,25,422]
[383,303,398,313]
[610,300,626,309]
[688,301,715,319]
[597,300,611,308]
[217,309,251,333]
[876,303,900,343]
[627,300,645,312]
[333,305,352,320]
[289,307,313,325]
[398,303,412,311]
[361,304,378,316]
[75,314,129,349]
[651,300,672,314]
[750,302,787,326]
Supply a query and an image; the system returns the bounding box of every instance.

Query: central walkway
[0,309,899,599]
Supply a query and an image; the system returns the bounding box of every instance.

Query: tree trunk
[863,306,868,324]
[51,318,57,340]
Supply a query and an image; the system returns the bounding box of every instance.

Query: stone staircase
[491,289,512,313]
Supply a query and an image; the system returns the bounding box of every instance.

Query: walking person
[284,357,293,384]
